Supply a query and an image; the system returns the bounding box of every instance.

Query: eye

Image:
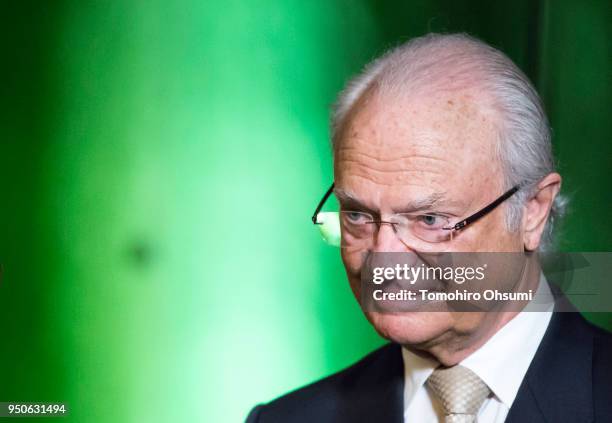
[421,215,437,225]
[416,214,447,229]
[343,211,370,224]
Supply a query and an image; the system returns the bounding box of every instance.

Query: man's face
[334,90,524,352]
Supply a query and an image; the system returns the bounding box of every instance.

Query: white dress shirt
[402,276,554,423]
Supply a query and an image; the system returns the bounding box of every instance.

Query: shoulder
[571,313,612,379]
[558,311,612,354]
[587,318,612,420]
[545,311,612,359]
[246,343,402,423]
[545,312,612,419]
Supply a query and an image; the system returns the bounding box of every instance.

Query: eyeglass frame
[311,182,521,241]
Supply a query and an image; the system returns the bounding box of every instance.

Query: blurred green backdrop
[1,0,611,422]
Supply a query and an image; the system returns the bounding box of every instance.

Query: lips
[384,277,446,293]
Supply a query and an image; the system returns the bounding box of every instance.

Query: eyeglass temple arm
[449,185,520,231]
[311,183,335,224]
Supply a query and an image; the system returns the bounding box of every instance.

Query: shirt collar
[401,347,437,407]
[402,274,553,409]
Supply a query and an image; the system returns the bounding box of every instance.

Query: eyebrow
[334,187,460,214]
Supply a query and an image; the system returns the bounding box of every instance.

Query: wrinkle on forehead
[336,156,449,186]
[336,139,452,161]
[335,137,461,188]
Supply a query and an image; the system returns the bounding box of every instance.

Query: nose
[372,222,414,253]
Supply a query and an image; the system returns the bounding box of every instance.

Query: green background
[1,1,610,422]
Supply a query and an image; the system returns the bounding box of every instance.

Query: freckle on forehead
[343,91,498,160]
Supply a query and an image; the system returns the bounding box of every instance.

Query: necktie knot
[426,365,490,423]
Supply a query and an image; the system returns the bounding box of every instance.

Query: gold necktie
[426,365,491,423]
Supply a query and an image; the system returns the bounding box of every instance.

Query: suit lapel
[506,312,594,423]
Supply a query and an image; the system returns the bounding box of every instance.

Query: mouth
[364,278,449,313]
[386,278,446,293]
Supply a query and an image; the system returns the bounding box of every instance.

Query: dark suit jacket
[246,312,612,422]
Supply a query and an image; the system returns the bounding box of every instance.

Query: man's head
[331,33,563,364]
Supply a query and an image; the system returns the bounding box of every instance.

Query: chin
[365,311,453,346]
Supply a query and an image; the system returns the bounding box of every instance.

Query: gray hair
[331,33,567,250]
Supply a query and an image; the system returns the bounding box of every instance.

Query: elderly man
[247,33,612,422]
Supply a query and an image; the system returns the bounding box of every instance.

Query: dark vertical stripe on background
[524,0,543,85]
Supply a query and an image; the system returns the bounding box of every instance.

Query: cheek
[476,221,522,252]
[341,249,365,294]
[341,247,363,274]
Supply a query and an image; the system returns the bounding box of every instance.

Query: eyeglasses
[311,183,520,248]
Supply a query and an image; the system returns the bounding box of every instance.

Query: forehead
[333,90,503,206]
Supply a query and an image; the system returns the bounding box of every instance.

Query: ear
[522,173,562,251]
